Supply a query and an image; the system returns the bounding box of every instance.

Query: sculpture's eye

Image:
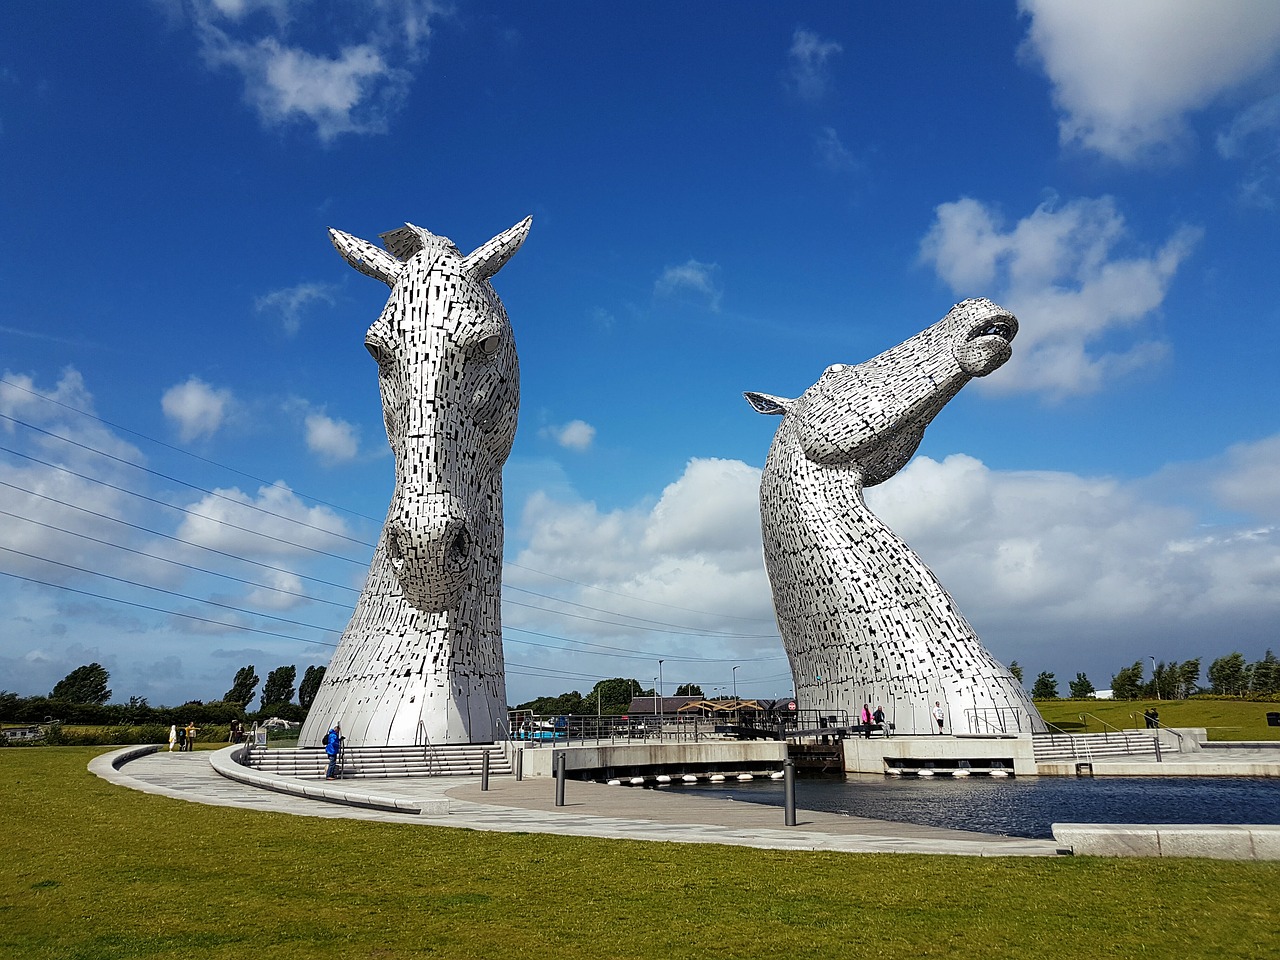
[825,363,847,375]
[478,334,502,358]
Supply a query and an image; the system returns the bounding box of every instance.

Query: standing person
[861,703,873,739]
[933,701,946,734]
[324,723,342,780]
[167,724,178,752]
[176,723,187,751]
[873,704,887,737]
[184,721,196,751]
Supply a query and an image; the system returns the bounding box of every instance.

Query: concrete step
[241,744,512,779]
[1032,731,1159,763]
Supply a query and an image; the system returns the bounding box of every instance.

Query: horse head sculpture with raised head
[301,217,530,747]
[746,298,1045,736]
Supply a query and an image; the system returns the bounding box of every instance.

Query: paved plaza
[94,749,1063,857]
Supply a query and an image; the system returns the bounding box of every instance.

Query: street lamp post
[733,665,739,702]
[653,678,659,717]
[1151,656,1160,700]
[658,659,664,714]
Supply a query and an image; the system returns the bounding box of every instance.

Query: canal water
[684,774,1280,839]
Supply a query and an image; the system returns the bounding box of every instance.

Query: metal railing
[1128,711,1185,751]
[505,708,851,746]
[416,719,438,775]
[963,706,1030,735]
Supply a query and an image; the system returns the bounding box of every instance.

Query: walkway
[93,749,1061,857]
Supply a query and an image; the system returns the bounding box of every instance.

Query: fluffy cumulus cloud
[505,458,783,700]
[506,440,1280,701]
[304,412,360,464]
[654,259,723,312]
[255,282,336,336]
[786,27,842,102]
[920,194,1200,398]
[176,480,353,558]
[162,377,233,442]
[183,0,441,142]
[1019,0,1280,162]
[542,419,595,452]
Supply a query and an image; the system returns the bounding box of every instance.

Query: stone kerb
[211,745,446,816]
[1052,823,1280,860]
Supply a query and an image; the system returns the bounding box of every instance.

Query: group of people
[858,703,890,737]
[855,701,948,736]
[1143,707,1161,729]
[167,721,197,752]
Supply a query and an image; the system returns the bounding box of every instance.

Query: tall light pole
[658,659,664,714]
[733,665,739,702]
[1151,655,1160,700]
[653,677,659,716]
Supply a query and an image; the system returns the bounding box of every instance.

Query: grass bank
[1033,698,1280,740]
[3,748,1277,959]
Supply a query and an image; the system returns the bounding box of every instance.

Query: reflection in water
[684,775,1280,839]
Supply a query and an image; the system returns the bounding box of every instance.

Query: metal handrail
[1078,711,1126,739]
[416,719,438,775]
[1129,711,1186,748]
[1039,720,1093,763]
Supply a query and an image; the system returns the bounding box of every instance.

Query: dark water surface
[684,775,1280,839]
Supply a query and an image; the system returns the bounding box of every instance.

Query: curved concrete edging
[209,745,447,815]
[1053,823,1280,859]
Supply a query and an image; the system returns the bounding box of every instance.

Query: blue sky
[3,1,1280,709]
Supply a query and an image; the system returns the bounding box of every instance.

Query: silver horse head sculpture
[301,217,531,747]
[746,298,1046,736]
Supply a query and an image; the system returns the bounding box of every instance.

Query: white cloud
[176,481,353,558]
[507,439,1280,701]
[815,126,857,172]
[542,420,595,452]
[787,27,842,102]
[1211,435,1280,522]
[654,259,723,312]
[256,282,336,335]
[304,412,360,464]
[162,377,233,442]
[184,0,440,142]
[920,194,1200,398]
[1215,91,1280,209]
[1019,0,1280,162]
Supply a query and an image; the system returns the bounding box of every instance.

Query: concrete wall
[1053,823,1280,859]
[515,740,787,778]
[843,734,1037,775]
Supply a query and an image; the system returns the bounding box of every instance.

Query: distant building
[1093,689,1113,700]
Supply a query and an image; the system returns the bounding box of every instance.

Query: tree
[1111,661,1144,700]
[298,665,326,710]
[1068,672,1095,699]
[1208,652,1249,696]
[1030,671,1058,700]
[223,665,259,705]
[1250,650,1280,695]
[50,663,111,705]
[260,665,297,708]
[1009,661,1023,686]
[1177,659,1201,699]
[674,683,704,697]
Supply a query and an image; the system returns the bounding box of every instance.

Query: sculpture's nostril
[447,526,471,564]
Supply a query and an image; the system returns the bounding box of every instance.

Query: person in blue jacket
[324,724,342,780]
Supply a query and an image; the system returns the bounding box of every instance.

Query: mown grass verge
[1033,698,1280,740]
[2,747,1277,960]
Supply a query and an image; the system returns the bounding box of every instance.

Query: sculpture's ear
[329,228,405,287]
[744,391,792,416]
[464,216,532,281]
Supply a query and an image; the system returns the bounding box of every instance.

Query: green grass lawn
[2,748,1277,959]
[1033,698,1280,740]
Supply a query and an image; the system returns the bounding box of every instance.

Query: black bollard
[783,758,797,826]
[554,751,566,807]
[481,748,490,791]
